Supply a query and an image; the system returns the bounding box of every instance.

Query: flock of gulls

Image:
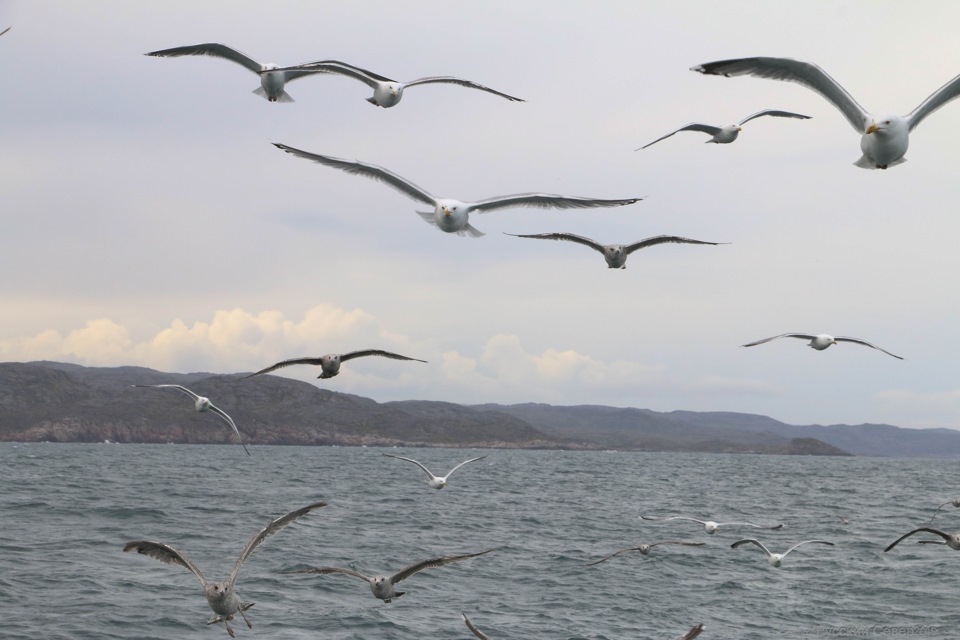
[8,23,948,638]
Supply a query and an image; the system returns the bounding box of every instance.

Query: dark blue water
[1,443,956,639]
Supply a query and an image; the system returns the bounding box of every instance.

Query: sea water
[1,443,956,639]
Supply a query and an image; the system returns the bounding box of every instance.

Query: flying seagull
[382,453,487,489]
[270,59,523,107]
[123,502,326,637]
[504,232,726,269]
[638,109,811,149]
[145,43,335,102]
[460,613,705,640]
[286,549,493,602]
[272,143,643,237]
[133,384,250,455]
[586,541,705,566]
[740,333,903,359]
[885,527,960,552]
[731,538,834,567]
[926,499,960,525]
[244,349,426,380]
[691,56,960,169]
[641,515,783,535]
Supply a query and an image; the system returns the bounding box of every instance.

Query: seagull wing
[833,337,903,360]
[339,349,427,364]
[461,613,493,640]
[640,515,706,525]
[145,43,263,73]
[905,71,960,131]
[206,404,251,456]
[390,549,493,585]
[885,527,951,552]
[382,454,437,479]
[444,456,487,477]
[228,502,326,587]
[720,521,784,530]
[402,76,524,102]
[123,541,208,588]
[244,357,326,379]
[927,500,960,525]
[505,232,607,255]
[272,144,437,207]
[730,538,772,558]
[737,109,812,126]
[470,194,643,214]
[623,235,725,255]
[741,333,818,347]
[782,540,834,557]
[585,548,637,566]
[680,623,706,640]
[0,27,10,37]
[271,60,396,87]
[692,57,871,133]
[134,383,201,402]
[638,123,722,150]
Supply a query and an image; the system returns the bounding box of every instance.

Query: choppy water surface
[1,443,957,639]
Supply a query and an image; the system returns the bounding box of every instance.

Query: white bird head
[865,115,903,136]
[206,582,229,602]
[768,554,784,567]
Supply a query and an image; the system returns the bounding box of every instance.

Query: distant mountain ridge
[1,361,957,456]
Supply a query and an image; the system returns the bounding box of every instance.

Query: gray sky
[3,1,960,429]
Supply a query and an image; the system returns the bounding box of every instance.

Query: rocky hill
[12,360,956,456]
[0,361,562,449]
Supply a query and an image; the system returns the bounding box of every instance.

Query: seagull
[504,232,726,269]
[641,515,783,535]
[926,499,960,525]
[123,502,326,637]
[731,538,834,567]
[586,541,705,566]
[133,384,250,455]
[885,527,960,552]
[272,143,643,237]
[460,613,704,640]
[244,349,426,380]
[287,549,493,602]
[144,43,335,102]
[691,56,960,169]
[382,453,486,489]
[269,59,523,107]
[638,109,811,149]
[740,333,903,359]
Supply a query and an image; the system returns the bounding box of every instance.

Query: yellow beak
[865,123,879,134]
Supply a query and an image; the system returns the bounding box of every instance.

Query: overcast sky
[2,1,960,430]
